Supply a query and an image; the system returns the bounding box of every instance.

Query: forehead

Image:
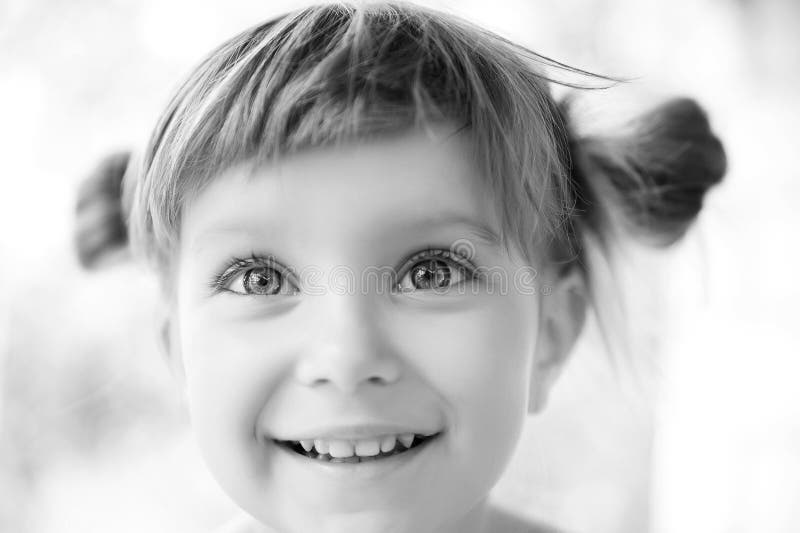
[181,128,501,253]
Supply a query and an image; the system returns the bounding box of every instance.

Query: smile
[273,432,442,464]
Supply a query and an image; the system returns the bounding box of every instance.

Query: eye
[212,255,299,296]
[396,249,475,293]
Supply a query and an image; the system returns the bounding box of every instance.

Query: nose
[293,294,401,393]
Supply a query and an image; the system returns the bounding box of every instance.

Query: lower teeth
[320,455,375,463]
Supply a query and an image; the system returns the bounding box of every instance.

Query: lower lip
[271,434,443,481]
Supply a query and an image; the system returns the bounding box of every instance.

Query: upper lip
[271,422,442,441]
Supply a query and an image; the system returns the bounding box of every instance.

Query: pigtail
[74,151,132,268]
[554,97,727,366]
[563,97,727,247]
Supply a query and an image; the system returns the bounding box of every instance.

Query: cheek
[400,294,537,404]
[394,293,538,478]
[176,303,298,483]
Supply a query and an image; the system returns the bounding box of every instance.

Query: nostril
[294,350,401,390]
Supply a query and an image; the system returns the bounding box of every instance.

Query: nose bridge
[294,292,400,393]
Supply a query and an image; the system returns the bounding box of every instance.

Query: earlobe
[528,266,588,414]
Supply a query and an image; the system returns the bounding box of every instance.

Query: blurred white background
[1,1,798,532]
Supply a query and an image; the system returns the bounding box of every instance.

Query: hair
[75,151,131,269]
[75,1,726,302]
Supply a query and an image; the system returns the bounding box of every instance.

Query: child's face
[173,128,550,533]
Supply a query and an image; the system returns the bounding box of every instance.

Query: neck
[249,498,502,533]
[437,497,491,533]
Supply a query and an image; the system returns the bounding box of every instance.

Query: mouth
[272,432,442,464]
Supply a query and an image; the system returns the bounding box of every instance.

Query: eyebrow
[402,212,502,247]
[188,211,502,252]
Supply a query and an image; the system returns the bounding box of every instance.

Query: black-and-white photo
[1,1,797,532]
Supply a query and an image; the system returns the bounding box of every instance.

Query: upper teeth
[295,433,419,458]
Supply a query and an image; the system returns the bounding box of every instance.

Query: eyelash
[394,248,479,292]
[209,253,297,295]
[208,248,479,296]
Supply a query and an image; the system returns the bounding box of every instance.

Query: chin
[295,512,418,533]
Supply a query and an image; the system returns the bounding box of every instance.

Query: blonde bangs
[130,2,589,277]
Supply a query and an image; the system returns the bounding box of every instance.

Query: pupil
[412,260,450,289]
[245,267,281,295]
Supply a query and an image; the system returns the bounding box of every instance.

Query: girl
[76,2,726,532]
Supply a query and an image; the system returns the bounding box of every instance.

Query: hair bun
[75,151,131,268]
[576,97,727,246]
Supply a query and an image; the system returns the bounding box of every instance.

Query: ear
[158,301,187,397]
[528,265,588,414]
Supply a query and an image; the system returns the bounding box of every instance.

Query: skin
[168,127,583,533]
